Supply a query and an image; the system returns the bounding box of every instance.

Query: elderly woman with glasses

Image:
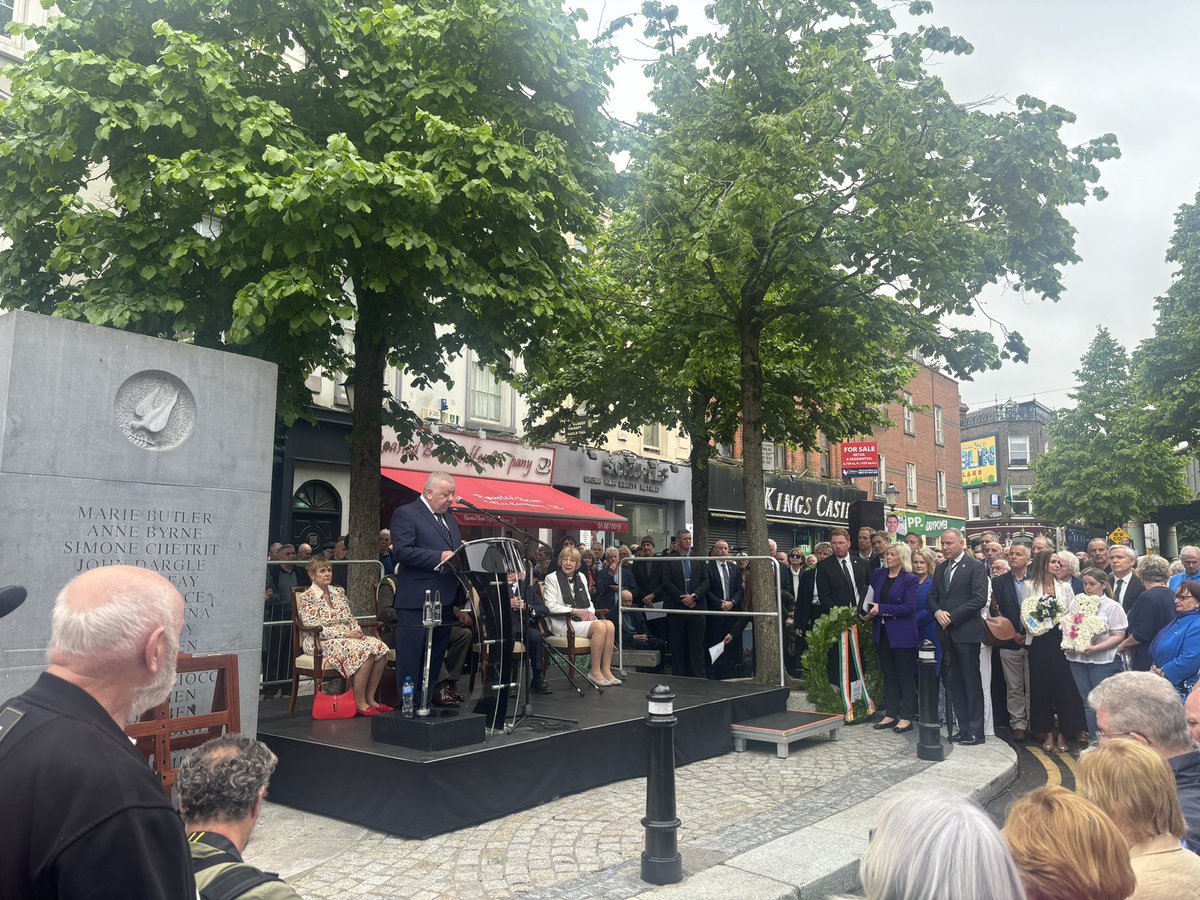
[1150,581,1200,701]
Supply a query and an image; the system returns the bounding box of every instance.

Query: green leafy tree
[0,0,614,600]
[1136,192,1200,450]
[1029,328,1189,528]
[526,0,1117,682]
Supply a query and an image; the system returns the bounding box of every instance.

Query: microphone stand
[451,499,581,731]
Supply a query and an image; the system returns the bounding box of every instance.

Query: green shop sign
[903,511,965,537]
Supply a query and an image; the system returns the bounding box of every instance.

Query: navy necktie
[435,514,452,545]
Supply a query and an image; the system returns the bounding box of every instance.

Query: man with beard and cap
[0,566,195,900]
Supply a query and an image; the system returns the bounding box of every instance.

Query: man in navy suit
[390,471,464,699]
[927,528,989,745]
[661,529,709,678]
[705,539,744,678]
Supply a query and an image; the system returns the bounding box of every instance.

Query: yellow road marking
[1059,748,1079,780]
[1028,745,1062,787]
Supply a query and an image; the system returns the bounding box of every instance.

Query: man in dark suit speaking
[927,528,989,745]
[390,471,464,700]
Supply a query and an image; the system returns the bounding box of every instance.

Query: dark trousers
[876,629,918,720]
[947,639,984,739]
[668,611,706,678]
[395,606,452,699]
[1027,630,1087,737]
[524,625,546,679]
[437,624,474,685]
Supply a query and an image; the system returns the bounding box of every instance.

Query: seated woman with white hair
[541,547,620,687]
[853,791,1026,900]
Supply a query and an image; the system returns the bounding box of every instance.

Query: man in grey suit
[927,528,989,745]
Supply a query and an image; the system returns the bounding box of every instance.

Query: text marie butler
[64,505,220,573]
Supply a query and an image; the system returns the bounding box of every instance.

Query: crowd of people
[850,668,1200,900]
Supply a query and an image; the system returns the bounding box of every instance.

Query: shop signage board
[840,441,880,478]
[380,427,554,484]
[961,435,999,487]
[709,464,865,525]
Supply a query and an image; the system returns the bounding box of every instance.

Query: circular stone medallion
[113,370,197,451]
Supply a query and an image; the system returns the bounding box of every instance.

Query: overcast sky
[576,0,1200,412]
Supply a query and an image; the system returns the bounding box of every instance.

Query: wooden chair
[289,586,385,712]
[124,652,240,797]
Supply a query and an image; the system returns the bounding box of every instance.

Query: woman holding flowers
[1062,566,1128,738]
[1021,551,1087,752]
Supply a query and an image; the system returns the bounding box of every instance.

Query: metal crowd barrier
[261,558,387,693]
[617,554,786,686]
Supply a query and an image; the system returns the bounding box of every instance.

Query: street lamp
[884,482,900,510]
[340,375,355,412]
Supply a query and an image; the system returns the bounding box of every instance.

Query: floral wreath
[1060,594,1108,653]
[801,606,883,719]
[1021,593,1065,638]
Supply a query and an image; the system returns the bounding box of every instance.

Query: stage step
[731,710,842,759]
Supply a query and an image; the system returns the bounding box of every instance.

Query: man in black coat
[816,528,870,615]
[705,539,744,678]
[815,529,871,685]
[927,528,990,745]
[661,528,709,678]
[1107,545,1144,613]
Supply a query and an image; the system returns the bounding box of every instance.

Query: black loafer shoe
[947,732,968,743]
[531,679,553,695]
[961,736,985,746]
[872,719,897,730]
[892,722,914,734]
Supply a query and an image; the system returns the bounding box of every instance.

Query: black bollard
[641,685,682,885]
[917,640,945,761]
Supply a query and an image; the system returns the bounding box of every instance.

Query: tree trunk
[347,323,387,619]
[687,388,712,554]
[740,320,779,684]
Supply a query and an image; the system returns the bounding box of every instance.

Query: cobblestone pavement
[245,690,988,899]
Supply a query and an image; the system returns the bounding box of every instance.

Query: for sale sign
[841,441,880,478]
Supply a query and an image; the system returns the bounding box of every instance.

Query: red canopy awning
[381,468,629,532]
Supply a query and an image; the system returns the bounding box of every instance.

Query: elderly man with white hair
[1090,671,1200,854]
[0,566,195,899]
[1108,544,1144,613]
[1171,546,1200,592]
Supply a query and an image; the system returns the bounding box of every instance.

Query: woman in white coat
[542,547,620,686]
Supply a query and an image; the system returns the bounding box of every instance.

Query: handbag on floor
[312,686,356,720]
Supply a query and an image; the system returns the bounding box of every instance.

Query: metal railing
[616,555,786,686]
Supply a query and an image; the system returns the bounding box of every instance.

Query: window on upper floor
[1008,435,1030,468]
[1010,487,1033,517]
[936,470,947,511]
[906,462,917,504]
[934,405,944,445]
[1,1,14,28]
[967,489,981,520]
[642,423,662,452]
[819,434,831,477]
[467,356,504,425]
[903,392,915,435]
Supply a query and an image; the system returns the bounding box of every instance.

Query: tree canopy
[0,0,617,595]
[523,0,1118,681]
[1030,328,1189,529]
[1136,190,1200,451]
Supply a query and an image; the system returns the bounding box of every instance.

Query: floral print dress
[297,585,389,681]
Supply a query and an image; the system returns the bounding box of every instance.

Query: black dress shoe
[531,679,553,695]
[873,719,897,730]
[892,722,914,734]
[947,732,969,743]
[432,684,461,707]
[961,735,985,746]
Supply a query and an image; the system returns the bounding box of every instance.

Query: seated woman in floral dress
[297,556,392,716]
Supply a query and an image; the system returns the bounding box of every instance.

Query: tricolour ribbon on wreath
[838,623,875,722]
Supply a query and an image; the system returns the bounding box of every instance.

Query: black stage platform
[257,673,787,838]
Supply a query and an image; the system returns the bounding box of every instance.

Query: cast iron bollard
[917,640,945,761]
[641,685,682,885]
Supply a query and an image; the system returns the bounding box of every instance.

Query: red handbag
[312,687,356,720]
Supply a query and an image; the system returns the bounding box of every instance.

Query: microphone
[454,496,482,512]
[0,585,28,620]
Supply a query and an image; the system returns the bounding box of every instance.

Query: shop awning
[381,468,628,532]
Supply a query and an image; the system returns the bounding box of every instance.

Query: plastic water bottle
[401,676,415,718]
